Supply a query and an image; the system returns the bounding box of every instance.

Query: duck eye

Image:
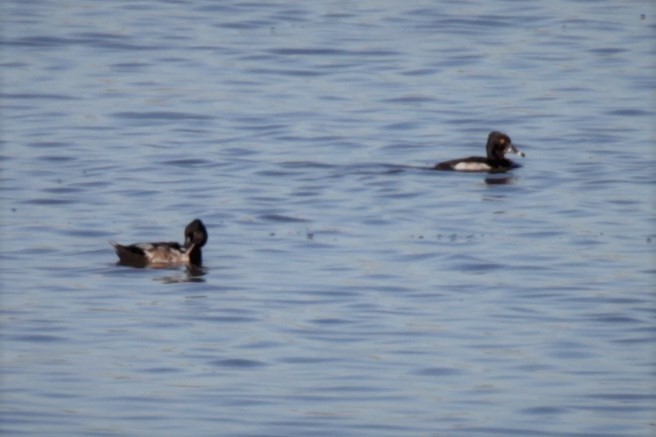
[499,138,506,145]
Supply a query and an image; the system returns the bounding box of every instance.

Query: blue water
[1,1,655,436]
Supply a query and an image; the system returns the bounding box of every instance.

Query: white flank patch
[453,162,491,171]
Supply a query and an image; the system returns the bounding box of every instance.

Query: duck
[434,131,525,172]
[110,219,207,268]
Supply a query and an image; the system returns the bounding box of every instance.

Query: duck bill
[506,143,525,157]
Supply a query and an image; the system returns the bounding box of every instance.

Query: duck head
[486,131,525,161]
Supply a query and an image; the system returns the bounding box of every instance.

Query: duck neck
[488,157,513,168]
[187,244,203,266]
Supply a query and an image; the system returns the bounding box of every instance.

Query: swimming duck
[110,219,207,268]
[434,131,525,172]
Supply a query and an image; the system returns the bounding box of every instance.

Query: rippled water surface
[1,1,655,436]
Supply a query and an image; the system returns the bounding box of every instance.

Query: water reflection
[485,175,516,185]
[111,260,208,283]
[155,265,207,284]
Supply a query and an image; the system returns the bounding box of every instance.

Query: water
[1,1,655,436]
